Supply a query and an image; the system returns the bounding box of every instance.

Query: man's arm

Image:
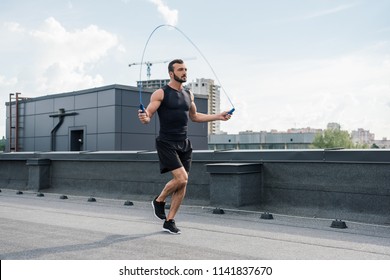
[188,91,231,123]
[138,89,163,124]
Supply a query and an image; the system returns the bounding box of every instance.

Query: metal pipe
[15,92,20,152]
[9,93,14,152]
[49,109,78,151]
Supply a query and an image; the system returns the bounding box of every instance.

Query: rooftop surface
[1,188,390,260]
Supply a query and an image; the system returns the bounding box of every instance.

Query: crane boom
[129,57,196,79]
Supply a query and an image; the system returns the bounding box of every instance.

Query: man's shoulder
[184,88,194,101]
[151,88,164,100]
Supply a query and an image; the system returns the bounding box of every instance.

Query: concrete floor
[1,188,390,260]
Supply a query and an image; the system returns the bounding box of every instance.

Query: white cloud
[31,17,118,65]
[0,75,17,86]
[117,44,127,53]
[221,44,390,139]
[24,17,120,93]
[150,0,178,26]
[0,17,123,137]
[3,21,25,33]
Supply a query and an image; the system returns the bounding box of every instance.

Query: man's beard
[173,73,186,83]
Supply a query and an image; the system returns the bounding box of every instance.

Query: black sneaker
[152,197,166,220]
[163,219,181,234]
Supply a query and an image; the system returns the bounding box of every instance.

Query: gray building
[208,130,317,150]
[5,84,208,152]
[372,138,390,149]
[137,79,170,89]
[187,78,221,135]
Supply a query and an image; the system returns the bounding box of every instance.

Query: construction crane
[129,57,196,80]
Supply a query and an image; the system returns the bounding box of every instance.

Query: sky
[1,0,390,139]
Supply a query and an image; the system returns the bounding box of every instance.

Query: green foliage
[311,129,355,149]
[0,136,5,151]
[357,143,370,149]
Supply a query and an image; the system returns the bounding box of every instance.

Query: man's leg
[156,166,188,220]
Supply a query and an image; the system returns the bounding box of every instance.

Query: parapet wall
[1,149,389,223]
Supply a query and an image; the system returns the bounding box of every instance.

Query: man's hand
[138,110,150,124]
[220,111,232,121]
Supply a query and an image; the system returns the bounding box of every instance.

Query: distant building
[351,128,375,145]
[208,130,318,150]
[371,138,390,149]
[5,84,208,152]
[187,78,221,135]
[137,79,170,89]
[327,122,341,130]
[208,123,389,150]
[287,127,323,134]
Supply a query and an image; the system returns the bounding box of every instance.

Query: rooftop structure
[5,84,208,152]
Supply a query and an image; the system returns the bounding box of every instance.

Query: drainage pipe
[49,108,78,151]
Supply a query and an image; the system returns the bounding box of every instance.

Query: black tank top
[157,85,191,141]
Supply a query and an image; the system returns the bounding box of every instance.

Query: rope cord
[138,24,235,114]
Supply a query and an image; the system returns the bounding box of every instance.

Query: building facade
[137,79,170,89]
[208,130,318,150]
[371,138,390,149]
[5,84,208,152]
[351,128,375,145]
[187,78,221,135]
[327,122,341,130]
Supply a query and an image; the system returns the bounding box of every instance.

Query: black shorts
[155,137,193,174]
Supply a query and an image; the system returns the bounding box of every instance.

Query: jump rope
[138,24,235,115]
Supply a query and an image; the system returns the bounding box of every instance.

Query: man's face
[171,63,187,83]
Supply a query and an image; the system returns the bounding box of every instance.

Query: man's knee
[173,169,188,189]
[176,175,188,188]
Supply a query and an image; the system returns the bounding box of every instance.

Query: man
[138,59,232,234]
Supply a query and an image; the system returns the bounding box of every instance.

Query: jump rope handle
[139,104,145,113]
[227,108,235,115]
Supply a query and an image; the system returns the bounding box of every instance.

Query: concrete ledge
[206,163,263,207]
[206,162,262,174]
[1,150,390,224]
[26,159,51,191]
[26,158,51,166]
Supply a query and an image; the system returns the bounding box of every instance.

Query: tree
[0,136,5,152]
[311,129,355,149]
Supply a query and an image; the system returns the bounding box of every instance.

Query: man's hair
[168,59,184,72]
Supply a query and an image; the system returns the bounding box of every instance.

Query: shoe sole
[162,227,181,234]
[151,200,166,220]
